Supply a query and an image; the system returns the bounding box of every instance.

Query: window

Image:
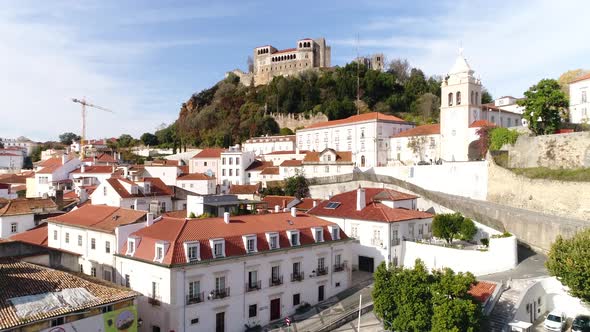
[448,92,453,106]
[152,281,159,298]
[91,238,96,250]
[51,317,65,327]
[350,224,359,238]
[125,274,130,288]
[249,304,257,318]
[103,186,107,196]
[331,226,340,240]
[53,230,58,240]
[213,240,225,258]
[155,245,163,261]
[79,264,84,273]
[103,268,112,282]
[317,257,325,271]
[222,169,226,176]
[361,128,365,139]
[236,157,240,164]
[290,231,300,246]
[160,202,166,213]
[271,265,281,282]
[215,276,225,292]
[10,223,17,233]
[246,236,256,253]
[236,169,239,176]
[456,91,461,105]
[191,318,199,325]
[128,239,135,255]
[188,280,200,301]
[582,91,587,103]
[314,228,324,242]
[91,267,97,277]
[222,158,226,165]
[105,241,111,254]
[38,176,48,184]
[324,202,341,209]
[269,233,279,249]
[324,166,329,173]
[293,293,301,306]
[65,232,70,243]
[391,228,399,246]
[229,157,233,165]
[187,243,199,261]
[78,235,82,246]
[204,161,208,166]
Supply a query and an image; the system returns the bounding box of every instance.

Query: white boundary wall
[371,161,488,200]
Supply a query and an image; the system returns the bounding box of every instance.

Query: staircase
[487,279,536,331]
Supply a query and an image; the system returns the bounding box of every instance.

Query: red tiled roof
[570,72,590,84]
[38,157,63,167]
[177,173,215,181]
[0,173,31,184]
[391,124,440,138]
[469,120,496,128]
[245,160,273,171]
[47,205,146,233]
[273,48,296,54]
[9,223,48,246]
[192,148,225,159]
[308,188,431,223]
[280,159,303,167]
[265,150,307,155]
[70,165,114,174]
[0,183,9,190]
[303,150,352,163]
[125,213,348,265]
[81,153,117,163]
[139,177,173,196]
[105,178,142,198]
[179,165,189,175]
[229,184,260,195]
[468,281,497,303]
[0,152,20,157]
[296,198,323,211]
[0,198,57,217]
[146,159,180,166]
[303,112,408,130]
[262,195,296,209]
[260,166,279,175]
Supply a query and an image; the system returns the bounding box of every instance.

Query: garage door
[358,256,374,273]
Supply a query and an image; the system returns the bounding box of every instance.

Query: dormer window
[288,231,300,246]
[329,226,340,240]
[144,182,151,194]
[267,232,279,250]
[131,186,138,195]
[244,235,257,253]
[155,244,164,262]
[313,227,324,242]
[127,239,136,256]
[183,241,200,262]
[211,239,225,258]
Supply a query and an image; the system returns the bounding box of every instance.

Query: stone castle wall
[507,131,590,169]
[271,112,328,131]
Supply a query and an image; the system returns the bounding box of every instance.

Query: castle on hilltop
[228,37,332,86]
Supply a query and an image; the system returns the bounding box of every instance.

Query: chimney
[55,189,64,207]
[291,207,297,218]
[274,205,280,213]
[312,200,318,208]
[282,199,287,209]
[61,154,68,165]
[81,164,85,173]
[146,213,154,226]
[79,188,88,203]
[224,212,230,224]
[356,187,366,211]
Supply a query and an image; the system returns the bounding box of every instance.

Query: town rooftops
[177,173,215,181]
[569,72,590,84]
[9,223,48,246]
[469,120,497,128]
[245,160,274,171]
[468,281,497,303]
[228,184,260,195]
[260,166,280,175]
[262,195,296,209]
[122,212,348,266]
[105,177,172,198]
[144,159,180,166]
[391,124,441,138]
[280,159,303,167]
[0,258,137,330]
[304,149,353,163]
[0,173,32,184]
[0,198,58,217]
[192,148,226,159]
[47,205,147,233]
[81,153,117,164]
[308,188,431,223]
[301,112,408,130]
[70,165,114,174]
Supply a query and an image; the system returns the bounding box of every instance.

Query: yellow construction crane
[71,97,113,159]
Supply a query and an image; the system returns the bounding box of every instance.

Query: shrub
[188,212,196,218]
[480,238,489,247]
[489,127,520,151]
[491,232,512,239]
[459,218,477,241]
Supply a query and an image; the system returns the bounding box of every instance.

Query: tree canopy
[432,213,477,244]
[117,134,136,148]
[373,260,482,332]
[518,79,568,135]
[284,174,309,199]
[58,132,81,145]
[140,132,159,146]
[546,229,590,303]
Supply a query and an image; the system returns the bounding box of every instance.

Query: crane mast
[71,97,113,159]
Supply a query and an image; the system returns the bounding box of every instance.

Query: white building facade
[569,73,590,124]
[219,147,256,191]
[243,135,296,156]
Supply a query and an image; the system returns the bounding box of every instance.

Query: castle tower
[440,49,482,162]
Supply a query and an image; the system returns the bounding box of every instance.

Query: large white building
[115,210,351,332]
[46,205,149,283]
[90,177,173,213]
[176,173,217,195]
[189,148,225,182]
[0,198,57,238]
[296,112,414,168]
[243,135,296,156]
[28,155,81,198]
[219,147,256,192]
[308,187,433,272]
[0,150,24,172]
[569,73,590,124]
[0,137,38,156]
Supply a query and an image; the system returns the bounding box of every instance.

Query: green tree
[279,128,294,135]
[140,133,159,146]
[481,88,493,104]
[459,218,477,241]
[432,213,465,244]
[284,174,309,199]
[58,132,81,145]
[30,146,42,162]
[546,229,590,302]
[117,134,135,148]
[489,127,520,151]
[518,79,568,135]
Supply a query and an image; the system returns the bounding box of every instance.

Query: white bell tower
[440,49,482,162]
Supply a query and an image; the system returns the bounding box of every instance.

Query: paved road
[480,244,548,282]
[333,312,384,332]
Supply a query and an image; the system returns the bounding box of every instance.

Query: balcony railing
[391,238,401,246]
[291,271,305,282]
[245,281,262,292]
[147,295,161,306]
[316,266,329,276]
[333,262,347,272]
[269,276,283,287]
[186,292,204,305]
[209,287,230,300]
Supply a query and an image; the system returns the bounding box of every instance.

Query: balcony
[209,287,230,300]
[245,281,262,292]
[371,238,384,247]
[291,271,305,282]
[333,262,347,272]
[316,266,329,276]
[186,292,204,305]
[269,276,283,287]
[147,296,161,306]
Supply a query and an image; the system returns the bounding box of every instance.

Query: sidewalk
[264,273,374,332]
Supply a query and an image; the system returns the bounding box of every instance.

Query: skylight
[324,202,341,209]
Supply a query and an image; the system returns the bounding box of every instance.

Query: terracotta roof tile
[192,148,225,159]
[260,166,279,175]
[391,124,440,138]
[469,120,497,128]
[70,165,114,174]
[47,205,146,233]
[569,72,590,84]
[296,198,323,211]
[303,149,352,163]
[280,159,303,167]
[125,212,348,265]
[308,188,432,223]
[468,281,497,303]
[38,157,63,167]
[0,198,57,217]
[302,112,408,130]
[140,177,173,196]
[177,173,215,181]
[229,184,260,195]
[9,223,48,246]
[0,258,137,329]
[245,160,274,171]
[262,195,296,209]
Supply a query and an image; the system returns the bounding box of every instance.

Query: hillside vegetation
[156,60,492,150]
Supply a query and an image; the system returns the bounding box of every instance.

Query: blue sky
[1,0,588,141]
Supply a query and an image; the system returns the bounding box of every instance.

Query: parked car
[572,315,590,332]
[544,310,566,331]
